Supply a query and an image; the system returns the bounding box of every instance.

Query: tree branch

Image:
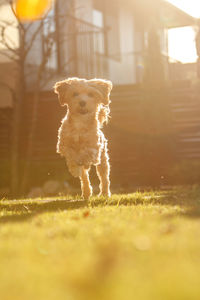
[24,21,44,58]
[37,37,54,83]
[0,26,18,54]
[0,24,19,49]
[9,1,26,34]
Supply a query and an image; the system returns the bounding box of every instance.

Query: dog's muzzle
[78,100,88,114]
[78,107,88,114]
[79,109,88,114]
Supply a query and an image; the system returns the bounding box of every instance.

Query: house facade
[0,0,195,96]
[35,0,194,88]
[22,0,195,91]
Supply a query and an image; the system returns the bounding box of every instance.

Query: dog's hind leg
[80,167,93,199]
[96,144,111,197]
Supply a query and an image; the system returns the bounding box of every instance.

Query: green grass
[1,186,200,300]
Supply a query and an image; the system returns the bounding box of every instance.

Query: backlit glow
[167,0,199,63]
[14,0,52,21]
[167,0,200,18]
[168,26,197,63]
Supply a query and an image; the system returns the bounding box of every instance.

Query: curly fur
[54,77,112,199]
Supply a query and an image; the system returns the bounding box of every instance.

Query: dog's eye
[73,92,79,97]
[88,92,94,97]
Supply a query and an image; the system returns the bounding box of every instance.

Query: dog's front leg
[79,167,92,199]
[65,148,83,178]
[96,146,111,197]
[67,160,82,178]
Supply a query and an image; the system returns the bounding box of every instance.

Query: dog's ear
[54,80,70,106]
[89,79,112,105]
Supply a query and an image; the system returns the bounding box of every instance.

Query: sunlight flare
[168,26,198,63]
[167,0,200,18]
[14,0,53,21]
[166,0,199,63]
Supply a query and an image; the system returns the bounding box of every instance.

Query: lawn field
[1,187,200,300]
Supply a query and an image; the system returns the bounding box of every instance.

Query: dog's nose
[79,100,86,107]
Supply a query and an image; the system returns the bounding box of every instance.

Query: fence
[1,84,200,189]
[170,85,200,158]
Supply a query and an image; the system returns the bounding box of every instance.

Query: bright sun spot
[168,26,197,63]
[166,0,200,63]
[167,0,200,18]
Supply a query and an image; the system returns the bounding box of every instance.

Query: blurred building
[24,0,195,88]
[0,0,196,98]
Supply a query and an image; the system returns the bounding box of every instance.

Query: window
[92,9,104,28]
[92,0,121,60]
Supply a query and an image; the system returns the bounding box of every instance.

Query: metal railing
[42,13,109,79]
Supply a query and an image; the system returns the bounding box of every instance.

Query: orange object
[14,0,53,21]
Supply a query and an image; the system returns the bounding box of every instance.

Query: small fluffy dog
[54,77,112,199]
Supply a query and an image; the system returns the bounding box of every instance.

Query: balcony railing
[42,13,109,79]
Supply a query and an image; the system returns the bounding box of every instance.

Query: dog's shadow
[1,189,200,223]
[0,198,88,223]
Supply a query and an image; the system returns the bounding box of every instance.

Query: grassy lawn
[1,187,200,300]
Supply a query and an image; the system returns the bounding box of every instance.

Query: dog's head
[54,77,112,116]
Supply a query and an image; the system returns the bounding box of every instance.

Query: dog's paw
[68,164,82,178]
[88,149,101,165]
[76,149,101,168]
[91,156,101,166]
[76,155,91,169]
[78,161,91,170]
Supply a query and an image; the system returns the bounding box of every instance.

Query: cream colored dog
[54,77,112,199]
